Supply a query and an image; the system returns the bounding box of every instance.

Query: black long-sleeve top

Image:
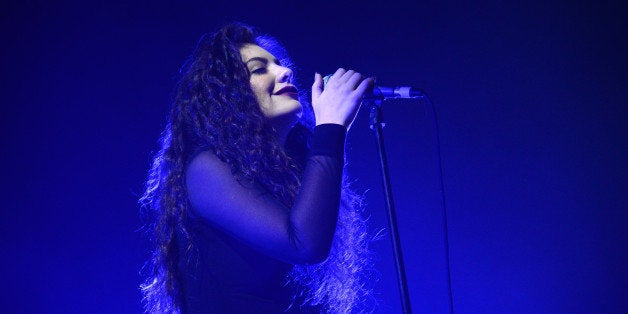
[178,124,346,313]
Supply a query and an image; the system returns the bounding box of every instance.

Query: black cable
[421,94,455,314]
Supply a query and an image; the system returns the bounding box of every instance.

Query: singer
[140,23,376,313]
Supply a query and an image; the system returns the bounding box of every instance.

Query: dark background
[2,0,626,313]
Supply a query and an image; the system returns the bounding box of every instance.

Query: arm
[186,68,373,265]
[186,124,345,265]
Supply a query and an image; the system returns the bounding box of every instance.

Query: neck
[270,118,297,147]
[276,125,291,147]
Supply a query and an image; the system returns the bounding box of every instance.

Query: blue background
[2,0,625,313]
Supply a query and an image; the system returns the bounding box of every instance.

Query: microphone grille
[322,74,333,87]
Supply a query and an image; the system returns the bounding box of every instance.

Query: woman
[140,23,375,313]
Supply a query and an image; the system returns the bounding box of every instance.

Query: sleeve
[185,124,346,265]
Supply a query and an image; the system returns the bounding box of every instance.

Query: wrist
[309,124,346,158]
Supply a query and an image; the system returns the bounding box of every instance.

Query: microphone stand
[368,97,413,314]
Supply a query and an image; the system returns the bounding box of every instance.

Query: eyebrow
[245,56,280,66]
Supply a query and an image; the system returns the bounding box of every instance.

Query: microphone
[323,74,423,99]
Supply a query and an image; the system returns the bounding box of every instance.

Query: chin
[271,107,302,130]
[284,101,303,122]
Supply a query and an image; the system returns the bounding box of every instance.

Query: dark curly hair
[140,23,375,313]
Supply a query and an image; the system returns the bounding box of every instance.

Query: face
[239,44,302,130]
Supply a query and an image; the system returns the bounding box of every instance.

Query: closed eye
[245,56,281,76]
[251,67,267,75]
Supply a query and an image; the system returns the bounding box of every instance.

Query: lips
[274,85,299,96]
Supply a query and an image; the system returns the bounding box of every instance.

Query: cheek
[250,77,273,105]
[250,76,272,93]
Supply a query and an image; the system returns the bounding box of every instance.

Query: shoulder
[187,150,227,172]
[186,150,234,187]
[185,150,244,218]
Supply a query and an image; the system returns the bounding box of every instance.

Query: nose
[276,65,293,83]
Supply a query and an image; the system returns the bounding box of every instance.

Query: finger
[312,72,323,99]
[353,77,375,98]
[346,71,363,90]
[338,69,355,84]
[328,68,346,86]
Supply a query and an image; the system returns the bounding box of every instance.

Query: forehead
[239,44,276,62]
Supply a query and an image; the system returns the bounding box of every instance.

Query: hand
[311,68,374,129]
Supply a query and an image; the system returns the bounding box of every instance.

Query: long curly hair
[140,23,375,313]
